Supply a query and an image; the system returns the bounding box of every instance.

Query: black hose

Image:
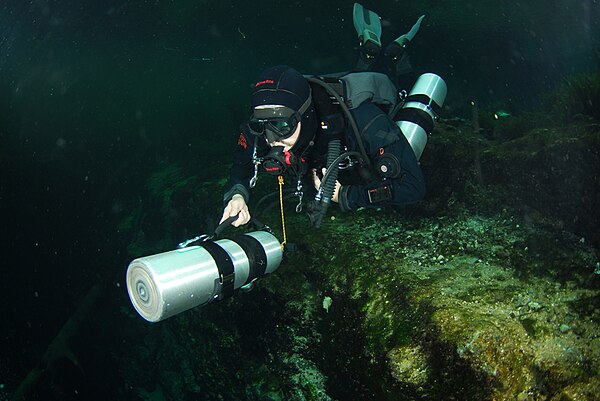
[319,150,366,187]
[311,139,341,228]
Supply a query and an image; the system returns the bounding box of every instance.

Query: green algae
[117,162,228,256]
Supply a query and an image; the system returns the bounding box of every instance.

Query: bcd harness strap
[306,76,371,169]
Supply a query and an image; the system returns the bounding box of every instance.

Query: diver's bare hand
[220,194,251,227]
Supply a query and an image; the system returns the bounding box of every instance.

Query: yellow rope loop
[278,175,287,251]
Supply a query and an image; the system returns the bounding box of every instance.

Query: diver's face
[268,122,301,152]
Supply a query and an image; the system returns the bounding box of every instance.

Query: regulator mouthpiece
[395,73,447,160]
[126,231,283,322]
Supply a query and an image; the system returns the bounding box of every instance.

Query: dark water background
[0,0,598,400]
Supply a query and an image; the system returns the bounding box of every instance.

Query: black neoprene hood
[251,65,311,112]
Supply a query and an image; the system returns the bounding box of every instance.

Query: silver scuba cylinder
[395,73,447,160]
[126,231,283,322]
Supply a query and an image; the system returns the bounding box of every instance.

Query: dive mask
[246,92,312,142]
[247,106,300,142]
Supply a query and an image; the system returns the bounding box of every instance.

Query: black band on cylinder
[231,234,268,285]
[404,94,443,115]
[396,108,435,134]
[200,241,235,300]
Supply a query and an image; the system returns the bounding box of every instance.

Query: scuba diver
[220,3,446,229]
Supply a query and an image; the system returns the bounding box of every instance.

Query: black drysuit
[223,98,425,212]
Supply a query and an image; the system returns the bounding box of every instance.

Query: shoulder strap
[309,79,341,118]
[305,76,371,167]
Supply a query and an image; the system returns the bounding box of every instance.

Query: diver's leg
[384,15,425,61]
[383,15,426,90]
[353,3,382,70]
[388,51,415,91]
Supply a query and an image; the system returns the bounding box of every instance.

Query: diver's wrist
[223,184,250,206]
[338,185,352,211]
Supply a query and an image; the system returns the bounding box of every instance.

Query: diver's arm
[221,132,255,226]
[338,138,425,210]
[223,132,254,202]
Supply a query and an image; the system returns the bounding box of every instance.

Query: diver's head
[246,65,316,153]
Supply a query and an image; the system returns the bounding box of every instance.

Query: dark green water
[0,1,598,400]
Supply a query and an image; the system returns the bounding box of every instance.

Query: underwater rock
[277,206,600,400]
[480,123,600,247]
[422,119,600,247]
[387,344,429,388]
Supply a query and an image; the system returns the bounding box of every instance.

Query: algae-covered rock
[422,118,600,247]
[273,204,599,400]
[480,123,600,247]
[118,162,226,256]
[387,344,429,387]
